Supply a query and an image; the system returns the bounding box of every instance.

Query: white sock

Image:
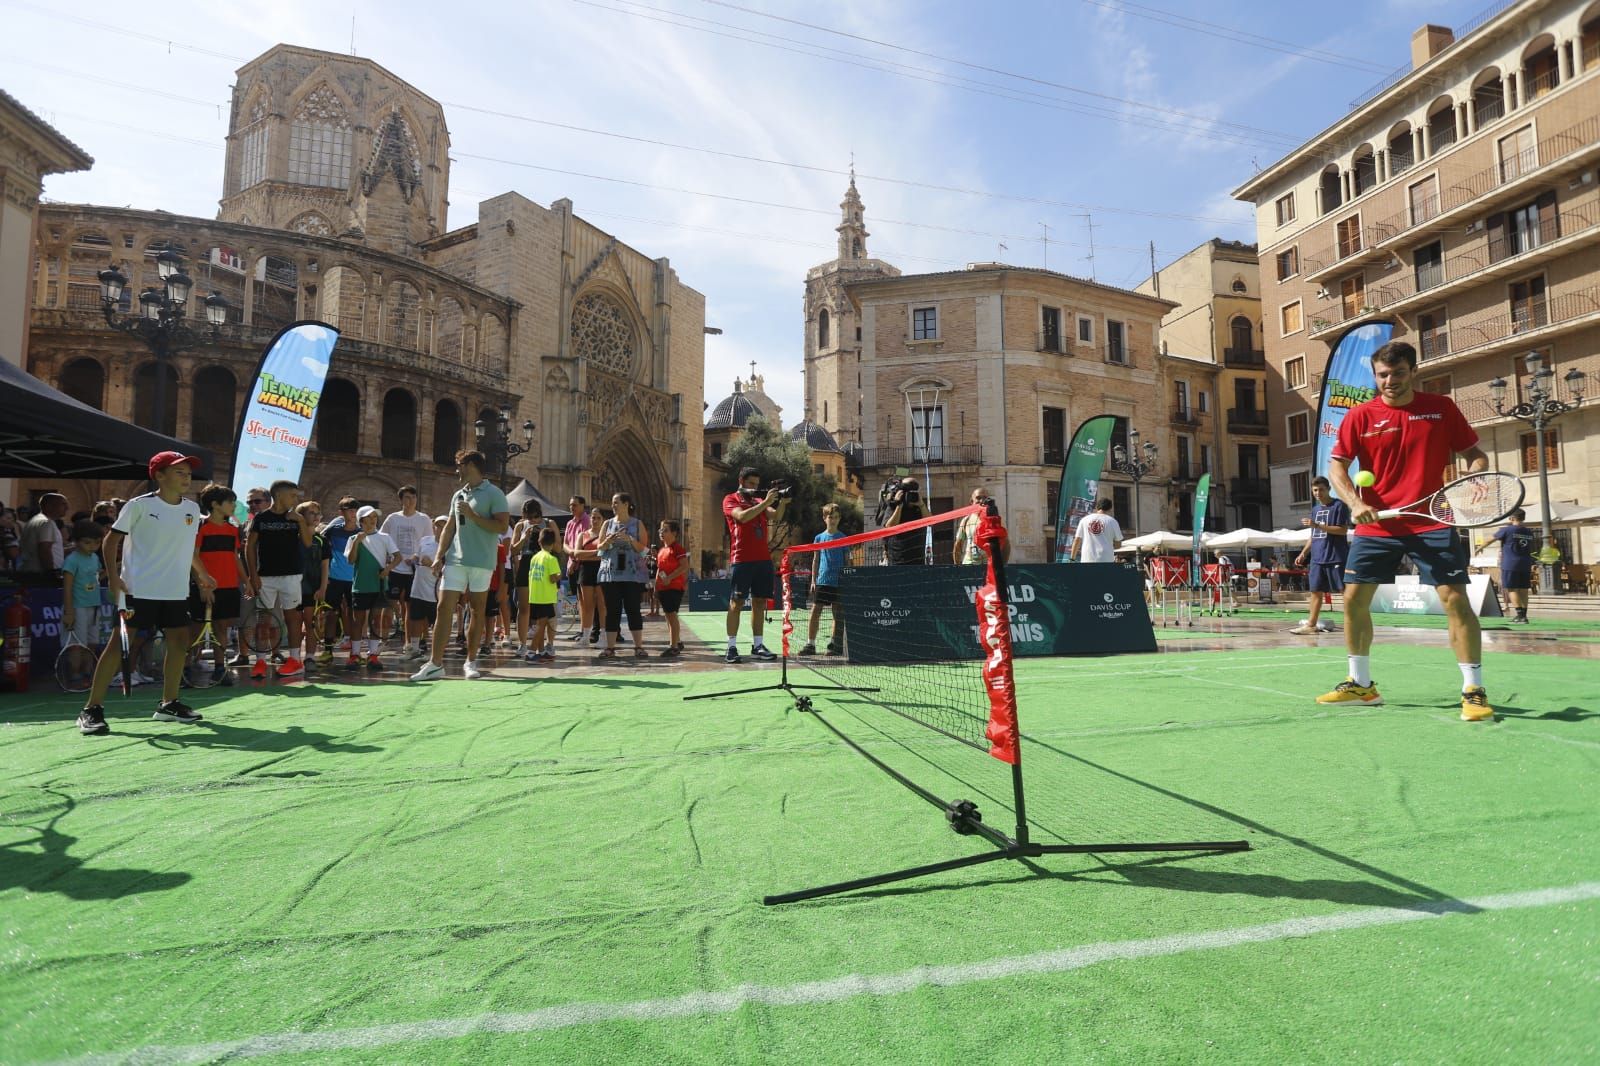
[1460,663,1483,690]
[1349,655,1372,686]
[727,637,738,652]
[753,637,765,649]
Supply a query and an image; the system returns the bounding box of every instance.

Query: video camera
[739,478,794,501]
[880,477,919,507]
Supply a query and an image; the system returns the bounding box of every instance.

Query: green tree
[718,417,853,549]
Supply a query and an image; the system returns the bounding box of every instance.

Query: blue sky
[7,0,1487,421]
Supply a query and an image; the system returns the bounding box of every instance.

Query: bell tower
[836,169,868,262]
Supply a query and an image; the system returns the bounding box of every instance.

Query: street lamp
[1110,426,1159,535]
[1490,351,1586,595]
[97,244,228,436]
[474,405,536,485]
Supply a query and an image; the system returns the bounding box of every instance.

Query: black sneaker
[725,647,742,664]
[226,650,250,667]
[153,700,203,724]
[751,645,777,662]
[798,643,816,656]
[77,706,109,735]
[825,643,843,655]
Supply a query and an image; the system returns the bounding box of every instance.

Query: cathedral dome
[705,391,763,430]
[788,419,841,453]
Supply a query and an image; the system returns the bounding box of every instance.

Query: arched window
[191,366,238,445]
[386,279,422,350]
[316,378,360,454]
[818,308,830,349]
[235,97,268,193]
[132,362,180,435]
[1472,67,1505,127]
[570,293,636,377]
[1319,164,1342,215]
[59,358,105,409]
[289,84,354,189]
[1231,316,1254,354]
[1522,36,1559,100]
[1387,121,1414,176]
[1350,145,1376,196]
[435,297,464,361]
[1426,95,1457,153]
[433,400,462,466]
[480,315,506,370]
[381,388,417,460]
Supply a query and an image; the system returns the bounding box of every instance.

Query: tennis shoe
[463,660,482,680]
[366,654,383,671]
[798,643,816,656]
[315,647,334,665]
[1314,622,1333,633]
[153,700,203,723]
[1316,678,1383,706]
[220,669,236,687]
[410,661,444,682]
[1289,621,1318,635]
[345,654,360,671]
[725,648,741,664]
[278,656,305,677]
[131,671,154,687]
[825,643,843,655]
[1460,686,1494,722]
[226,650,250,667]
[402,645,426,661]
[77,706,109,736]
[751,646,777,662]
[250,660,269,680]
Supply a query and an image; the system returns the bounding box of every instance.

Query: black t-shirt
[301,531,330,585]
[250,509,304,577]
[888,504,924,565]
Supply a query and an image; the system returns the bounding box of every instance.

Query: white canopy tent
[1206,527,1282,550]
[1115,530,1204,553]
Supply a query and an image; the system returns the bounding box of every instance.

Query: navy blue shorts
[1307,563,1346,593]
[729,559,775,602]
[1345,529,1469,587]
[1500,564,1533,591]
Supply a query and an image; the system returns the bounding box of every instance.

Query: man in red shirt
[1318,340,1493,721]
[722,466,788,664]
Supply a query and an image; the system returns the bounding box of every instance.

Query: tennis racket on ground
[186,602,225,688]
[54,631,98,693]
[115,591,133,696]
[243,609,283,658]
[1373,472,1526,528]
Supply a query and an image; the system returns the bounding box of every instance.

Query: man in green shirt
[411,450,510,681]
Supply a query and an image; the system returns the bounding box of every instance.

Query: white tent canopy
[1115,530,1201,553]
[1269,527,1312,547]
[1206,527,1281,550]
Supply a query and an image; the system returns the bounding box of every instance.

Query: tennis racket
[1373,472,1526,528]
[115,591,133,696]
[54,631,98,693]
[243,608,284,658]
[186,602,225,688]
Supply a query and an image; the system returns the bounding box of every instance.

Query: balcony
[1037,331,1068,354]
[1169,463,1205,483]
[1419,285,1600,366]
[1230,476,1271,501]
[851,444,984,469]
[1299,112,1600,284]
[1227,407,1269,435]
[1171,405,1200,427]
[1222,346,1266,369]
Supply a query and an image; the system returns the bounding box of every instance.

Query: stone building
[22,43,705,530]
[1234,1,1600,564]
[801,178,1178,560]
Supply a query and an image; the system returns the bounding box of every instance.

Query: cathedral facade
[24,44,704,532]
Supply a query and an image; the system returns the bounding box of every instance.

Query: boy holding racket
[192,484,248,687]
[77,452,216,735]
[1319,340,1493,721]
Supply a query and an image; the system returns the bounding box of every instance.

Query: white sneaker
[463,660,482,680]
[409,661,444,682]
[1314,622,1333,633]
[1289,622,1317,635]
[401,645,426,661]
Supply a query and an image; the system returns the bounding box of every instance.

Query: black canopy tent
[504,478,571,522]
[0,358,214,479]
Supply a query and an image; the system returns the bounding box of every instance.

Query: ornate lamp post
[1110,426,1159,535]
[474,406,535,485]
[1490,351,1585,595]
[97,246,228,435]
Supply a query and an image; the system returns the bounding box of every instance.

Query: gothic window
[237,99,268,192]
[570,293,636,377]
[818,308,830,349]
[433,400,462,466]
[288,212,334,236]
[289,86,355,189]
[316,378,360,454]
[382,388,417,460]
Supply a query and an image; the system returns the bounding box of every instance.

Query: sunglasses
[248,498,268,505]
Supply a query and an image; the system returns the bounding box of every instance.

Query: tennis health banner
[1313,321,1390,485]
[1053,415,1117,561]
[231,320,339,497]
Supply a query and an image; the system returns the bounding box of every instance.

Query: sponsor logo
[254,373,321,420]
[1089,595,1134,621]
[1408,412,1442,422]
[243,419,312,449]
[880,597,892,609]
[1103,593,1114,602]
[863,595,914,627]
[1372,418,1391,428]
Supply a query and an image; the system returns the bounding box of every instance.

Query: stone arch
[590,423,671,526]
[479,314,506,371]
[322,265,367,338]
[59,357,105,409]
[386,277,423,350]
[362,107,424,200]
[316,377,361,453]
[570,285,644,380]
[252,254,299,331]
[1387,120,1414,175]
[1350,143,1376,196]
[132,361,180,435]
[435,296,464,361]
[433,399,463,466]
[1471,66,1505,126]
[381,387,417,460]
[1425,94,1457,152]
[1318,163,1342,215]
[1584,6,1600,74]
[191,365,238,446]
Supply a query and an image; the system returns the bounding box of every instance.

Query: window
[1275,192,1296,226]
[1509,275,1548,332]
[1280,300,1303,336]
[823,400,829,422]
[911,306,938,340]
[1042,406,1066,466]
[1409,176,1439,224]
[1340,274,1366,319]
[1489,192,1557,262]
[1110,415,1130,457]
[710,441,723,460]
[1175,380,1189,413]
[1510,349,1553,403]
[287,86,354,190]
[855,326,862,342]
[1235,378,1258,413]
[433,400,461,466]
[1414,241,1443,292]
[1041,305,1062,351]
[1417,308,1448,359]
[1419,373,1451,395]
[1045,482,1061,530]
[1237,443,1261,479]
[1106,320,1127,363]
[1230,315,1254,354]
[1285,355,1307,390]
[1286,411,1311,447]
[1335,215,1363,259]
[1112,486,1133,532]
[910,404,944,461]
[1276,246,1299,281]
[1290,471,1312,504]
[1199,444,1211,475]
[1519,429,1560,474]
[1176,434,1192,478]
[1197,391,1208,413]
[1076,314,1095,345]
[818,308,830,349]
[238,115,268,191]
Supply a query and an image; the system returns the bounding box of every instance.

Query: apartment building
[1137,239,1270,531]
[1234,0,1600,564]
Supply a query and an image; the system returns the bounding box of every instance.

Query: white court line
[44,881,1600,1066]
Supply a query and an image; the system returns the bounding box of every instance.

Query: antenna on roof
[1038,221,1050,270]
[350,15,357,55]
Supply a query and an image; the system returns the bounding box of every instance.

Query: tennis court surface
[4,632,1597,1063]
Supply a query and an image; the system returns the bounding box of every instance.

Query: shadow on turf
[0,793,191,901]
[119,721,382,756]
[1493,703,1596,722]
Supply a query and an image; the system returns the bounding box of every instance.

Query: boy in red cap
[77,452,216,735]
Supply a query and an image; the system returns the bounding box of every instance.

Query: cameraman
[721,466,789,663]
[881,476,925,566]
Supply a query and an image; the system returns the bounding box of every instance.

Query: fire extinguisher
[2,596,31,693]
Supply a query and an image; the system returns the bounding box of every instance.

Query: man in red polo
[722,466,788,664]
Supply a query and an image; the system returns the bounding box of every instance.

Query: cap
[356,505,379,521]
[435,514,450,523]
[148,451,201,479]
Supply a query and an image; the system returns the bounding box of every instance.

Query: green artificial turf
[1229,605,1600,632]
[3,640,1597,1064]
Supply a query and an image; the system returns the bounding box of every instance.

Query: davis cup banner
[1314,322,1390,483]
[1053,415,1117,561]
[1191,472,1210,582]
[231,321,339,495]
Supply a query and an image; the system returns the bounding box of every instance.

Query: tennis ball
[1354,471,1376,487]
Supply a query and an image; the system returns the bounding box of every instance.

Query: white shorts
[256,574,303,610]
[441,565,494,594]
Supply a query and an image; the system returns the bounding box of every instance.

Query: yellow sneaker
[1460,686,1494,722]
[1316,678,1383,706]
